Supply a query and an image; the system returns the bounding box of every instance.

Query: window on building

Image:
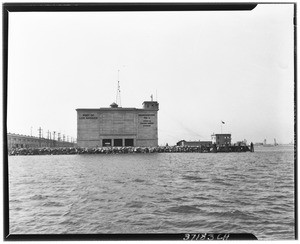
[125,139,134,147]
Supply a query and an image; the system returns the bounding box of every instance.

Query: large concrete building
[76,100,159,148]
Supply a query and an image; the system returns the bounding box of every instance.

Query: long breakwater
[8,145,253,156]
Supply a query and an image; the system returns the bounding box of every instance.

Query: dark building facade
[211,133,232,146]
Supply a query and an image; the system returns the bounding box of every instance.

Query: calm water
[9,146,295,240]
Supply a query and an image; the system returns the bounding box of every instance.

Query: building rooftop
[143,101,158,104]
[211,133,231,136]
[8,133,36,138]
[76,107,139,111]
[110,102,119,108]
[77,100,159,111]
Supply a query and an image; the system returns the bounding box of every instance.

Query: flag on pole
[221,121,225,124]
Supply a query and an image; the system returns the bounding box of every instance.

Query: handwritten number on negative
[183,233,230,240]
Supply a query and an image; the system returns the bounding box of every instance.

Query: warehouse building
[76,100,159,148]
[176,140,212,147]
[7,133,75,150]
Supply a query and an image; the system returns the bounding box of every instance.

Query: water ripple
[8,146,295,239]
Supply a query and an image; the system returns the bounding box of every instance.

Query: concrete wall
[136,111,158,147]
[77,110,100,147]
[99,110,138,147]
[100,111,137,135]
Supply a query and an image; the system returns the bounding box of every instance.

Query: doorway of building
[125,139,134,147]
[113,139,123,147]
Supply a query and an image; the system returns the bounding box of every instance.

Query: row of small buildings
[7,133,76,150]
[8,131,239,150]
[177,133,232,147]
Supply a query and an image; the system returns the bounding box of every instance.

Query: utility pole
[38,127,42,147]
[47,130,50,147]
[58,132,61,147]
[53,131,56,147]
[63,134,65,146]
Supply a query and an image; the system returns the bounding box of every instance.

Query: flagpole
[221,121,225,134]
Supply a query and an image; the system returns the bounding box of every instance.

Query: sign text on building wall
[79,113,98,119]
[138,114,155,127]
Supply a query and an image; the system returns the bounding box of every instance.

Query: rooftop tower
[142,95,159,110]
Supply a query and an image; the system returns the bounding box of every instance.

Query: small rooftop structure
[110,102,119,108]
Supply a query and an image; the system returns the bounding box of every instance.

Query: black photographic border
[2,2,297,241]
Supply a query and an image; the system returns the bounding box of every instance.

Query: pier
[8,144,254,156]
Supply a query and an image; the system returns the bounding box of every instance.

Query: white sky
[7,4,294,145]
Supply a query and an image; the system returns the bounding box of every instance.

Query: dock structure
[8,144,254,156]
[8,97,255,155]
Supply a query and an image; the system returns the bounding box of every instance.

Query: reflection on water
[9,146,294,239]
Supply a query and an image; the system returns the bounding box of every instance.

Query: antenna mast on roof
[116,70,122,107]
